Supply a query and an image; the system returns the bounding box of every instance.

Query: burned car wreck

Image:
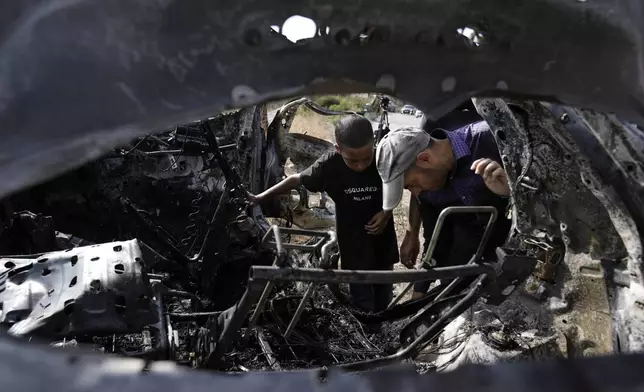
[2,0,644,391]
[0,95,635,374]
[0,103,365,370]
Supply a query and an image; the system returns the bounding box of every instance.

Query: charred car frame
[1,0,644,391]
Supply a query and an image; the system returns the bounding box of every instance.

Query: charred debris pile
[0,107,402,371]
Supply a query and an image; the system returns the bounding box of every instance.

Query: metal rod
[248,286,275,329]
[166,311,221,319]
[261,225,285,256]
[188,186,230,262]
[472,208,498,261]
[388,206,498,309]
[388,284,414,310]
[150,135,170,147]
[273,227,331,237]
[284,231,336,340]
[255,328,281,371]
[139,149,184,156]
[417,254,478,311]
[421,206,498,266]
[284,283,317,340]
[249,226,288,329]
[250,264,491,285]
[338,274,486,371]
[202,121,246,190]
[137,145,235,155]
[210,280,265,365]
[402,256,477,335]
[219,143,237,151]
[415,207,495,305]
[267,242,319,251]
[147,273,169,281]
[434,273,465,302]
[151,286,170,360]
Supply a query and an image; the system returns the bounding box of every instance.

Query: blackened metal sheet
[0,0,643,198]
[0,239,157,336]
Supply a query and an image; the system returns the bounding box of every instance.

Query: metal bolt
[560,113,570,123]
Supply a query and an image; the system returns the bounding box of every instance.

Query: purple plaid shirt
[418,121,502,208]
[416,121,510,266]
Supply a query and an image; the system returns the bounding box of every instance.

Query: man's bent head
[334,115,374,172]
[376,127,452,210]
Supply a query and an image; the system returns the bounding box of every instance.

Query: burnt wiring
[181,190,205,249]
[488,309,536,360]
[122,133,154,155]
[245,288,388,366]
[161,127,190,172]
[430,311,475,371]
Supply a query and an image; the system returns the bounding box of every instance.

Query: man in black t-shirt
[249,115,399,312]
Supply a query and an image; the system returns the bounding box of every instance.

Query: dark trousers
[349,264,393,312]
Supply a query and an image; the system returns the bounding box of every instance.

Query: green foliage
[301,94,370,124]
[268,94,374,126]
[314,94,370,112]
[315,96,341,108]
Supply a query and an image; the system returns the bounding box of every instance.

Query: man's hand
[400,230,420,269]
[471,158,510,197]
[365,210,392,235]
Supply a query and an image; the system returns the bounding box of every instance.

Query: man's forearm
[257,174,302,200]
[408,196,422,235]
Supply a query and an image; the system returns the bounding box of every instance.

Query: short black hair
[334,114,373,148]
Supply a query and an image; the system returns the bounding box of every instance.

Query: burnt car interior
[2,0,644,391]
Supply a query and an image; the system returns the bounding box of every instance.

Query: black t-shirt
[300,151,399,270]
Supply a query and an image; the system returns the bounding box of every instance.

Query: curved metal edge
[2,332,644,391]
[1,0,644,199]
